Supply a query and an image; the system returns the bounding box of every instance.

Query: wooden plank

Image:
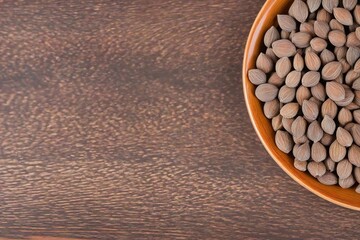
[0,0,359,239]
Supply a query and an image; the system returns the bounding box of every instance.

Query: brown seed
[289,0,309,23]
[334,76,346,88]
[282,117,294,134]
[317,8,332,22]
[292,143,302,153]
[345,122,356,131]
[349,144,360,167]
[334,46,347,61]
[307,0,321,13]
[294,159,307,171]
[295,141,311,161]
[328,30,346,47]
[338,107,353,126]
[321,133,334,146]
[329,139,347,162]
[293,33,312,50]
[320,49,336,65]
[352,94,360,107]
[289,30,296,41]
[285,70,302,87]
[346,32,360,47]
[321,115,336,134]
[281,30,290,39]
[302,99,319,121]
[346,47,360,66]
[351,124,360,145]
[334,73,344,84]
[275,57,292,78]
[354,167,360,183]
[333,8,353,26]
[292,32,312,49]
[264,26,280,48]
[343,0,357,11]
[345,70,360,85]
[314,20,330,39]
[296,86,311,105]
[354,6,360,25]
[339,174,355,188]
[309,96,322,108]
[272,114,283,131]
[336,74,346,86]
[280,102,299,118]
[335,85,354,106]
[311,83,326,101]
[325,81,345,101]
[290,30,297,42]
[311,142,327,162]
[268,72,285,87]
[317,172,338,185]
[354,91,360,105]
[292,54,304,72]
[277,15,297,32]
[289,30,297,42]
[352,78,360,90]
[300,21,315,35]
[272,39,297,58]
[307,161,326,177]
[256,53,274,73]
[293,134,308,144]
[293,141,300,153]
[322,0,339,13]
[310,37,327,52]
[325,158,336,172]
[337,159,353,179]
[354,59,360,73]
[264,99,280,119]
[339,58,351,74]
[248,69,266,85]
[255,83,278,102]
[305,50,321,71]
[321,61,342,80]
[293,143,301,155]
[336,127,353,147]
[355,185,360,193]
[291,116,307,138]
[275,130,294,154]
[266,48,278,62]
[354,109,360,124]
[329,19,345,32]
[345,102,360,110]
[301,71,320,87]
[307,120,324,142]
[278,85,296,103]
[321,98,337,118]
[357,27,360,41]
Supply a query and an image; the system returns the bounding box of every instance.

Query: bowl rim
[242,0,360,211]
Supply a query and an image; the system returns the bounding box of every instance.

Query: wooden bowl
[242,0,360,210]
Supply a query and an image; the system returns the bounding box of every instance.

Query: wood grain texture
[0,0,359,239]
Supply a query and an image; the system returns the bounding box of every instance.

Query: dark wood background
[0,0,360,239]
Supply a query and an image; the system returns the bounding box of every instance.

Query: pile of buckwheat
[248,0,360,192]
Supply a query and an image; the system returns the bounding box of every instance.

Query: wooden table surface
[1,0,360,239]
